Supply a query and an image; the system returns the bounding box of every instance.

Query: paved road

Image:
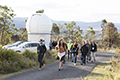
[2,51,117,80]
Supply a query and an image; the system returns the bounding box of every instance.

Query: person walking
[67,40,73,60]
[70,41,79,66]
[37,39,47,70]
[63,42,68,63]
[49,40,52,50]
[89,42,92,61]
[77,43,81,59]
[52,41,57,49]
[55,39,68,71]
[85,40,91,63]
[80,42,88,65]
[91,41,97,62]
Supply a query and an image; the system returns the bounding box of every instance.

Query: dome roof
[26,13,52,33]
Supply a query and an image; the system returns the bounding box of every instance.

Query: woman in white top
[55,39,68,71]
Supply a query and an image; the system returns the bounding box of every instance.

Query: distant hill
[13,17,27,29]
[13,17,120,32]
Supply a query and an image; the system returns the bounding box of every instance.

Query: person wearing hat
[37,39,47,70]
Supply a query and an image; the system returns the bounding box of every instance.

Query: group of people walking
[37,39,97,71]
[55,39,97,71]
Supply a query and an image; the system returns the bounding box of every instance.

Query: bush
[42,50,57,64]
[0,44,2,49]
[0,49,58,74]
[23,50,38,62]
[104,57,120,80]
[0,49,38,74]
[115,49,120,57]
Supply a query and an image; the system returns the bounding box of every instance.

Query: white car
[8,42,48,53]
[2,41,26,49]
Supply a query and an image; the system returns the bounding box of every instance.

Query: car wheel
[16,51,21,52]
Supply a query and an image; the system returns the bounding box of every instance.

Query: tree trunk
[1,31,4,45]
[1,23,5,45]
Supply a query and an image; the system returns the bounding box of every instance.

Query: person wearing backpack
[80,42,89,65]
[91,41,97,62]
[37,39,47,70]
[70,41,79,66]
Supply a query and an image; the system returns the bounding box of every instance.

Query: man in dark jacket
[91,41,97,62]
[37,39,47,70]
[80,42,88,65]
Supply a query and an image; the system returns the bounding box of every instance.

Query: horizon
[13,17,120,24]
[1,0,120,23]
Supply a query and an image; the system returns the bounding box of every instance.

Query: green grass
[82,62,111,80]
[0,58,58,79]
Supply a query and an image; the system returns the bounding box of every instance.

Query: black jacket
[37,44,47,55]
[80,45,88,56]
[70,45,79,55]
[91,43,97,52]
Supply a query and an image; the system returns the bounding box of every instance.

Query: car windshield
[12,41,22,46]
[17,43,26,48]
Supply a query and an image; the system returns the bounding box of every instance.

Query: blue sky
[1,0,120,23]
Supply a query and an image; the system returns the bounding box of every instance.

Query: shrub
[104,57,120,80]
[0,44,2,49]
[115,49,120,57]
[42,49,58,64]
[22,50,38,62]
[0,49,58,74]
[0,49,38,74]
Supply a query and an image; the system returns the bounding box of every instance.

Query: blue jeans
[72,53,77,63]
[38,53,44,68]
[63,52,66,62]
[89,52,91,60]
[68,50,72,60]
[81,55,86,64]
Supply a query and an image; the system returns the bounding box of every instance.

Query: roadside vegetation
[0,49,58,79]
[82,49,120,80]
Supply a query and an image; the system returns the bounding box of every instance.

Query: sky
[1,0,120,23]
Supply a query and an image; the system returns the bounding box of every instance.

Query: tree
[51,23,60,41]
[84,26,95,41]
[58,21,82,43]
[36,9,44,13]
[18,28,28,41]
[104,22,118,48]
[0,5,16,45]
[101,19,107,40]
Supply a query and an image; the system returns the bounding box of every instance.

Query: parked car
[2,41,26,49]
[8,42,39,52]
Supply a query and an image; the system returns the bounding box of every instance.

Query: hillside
[12,17,120,40]
[13,17,120,32]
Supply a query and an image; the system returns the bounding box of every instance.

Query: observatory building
[26,13,52,47]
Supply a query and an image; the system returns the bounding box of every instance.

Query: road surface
[2,51,117,80]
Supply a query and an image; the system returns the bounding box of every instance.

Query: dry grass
[82,48,120,80]
[82,62,111,80]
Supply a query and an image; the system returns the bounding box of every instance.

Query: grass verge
[0,59,59,79]
[82,62,111,80]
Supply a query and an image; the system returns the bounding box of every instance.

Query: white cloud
[1,0,120,23]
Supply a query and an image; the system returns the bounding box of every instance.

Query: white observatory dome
[26,13,52,33]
